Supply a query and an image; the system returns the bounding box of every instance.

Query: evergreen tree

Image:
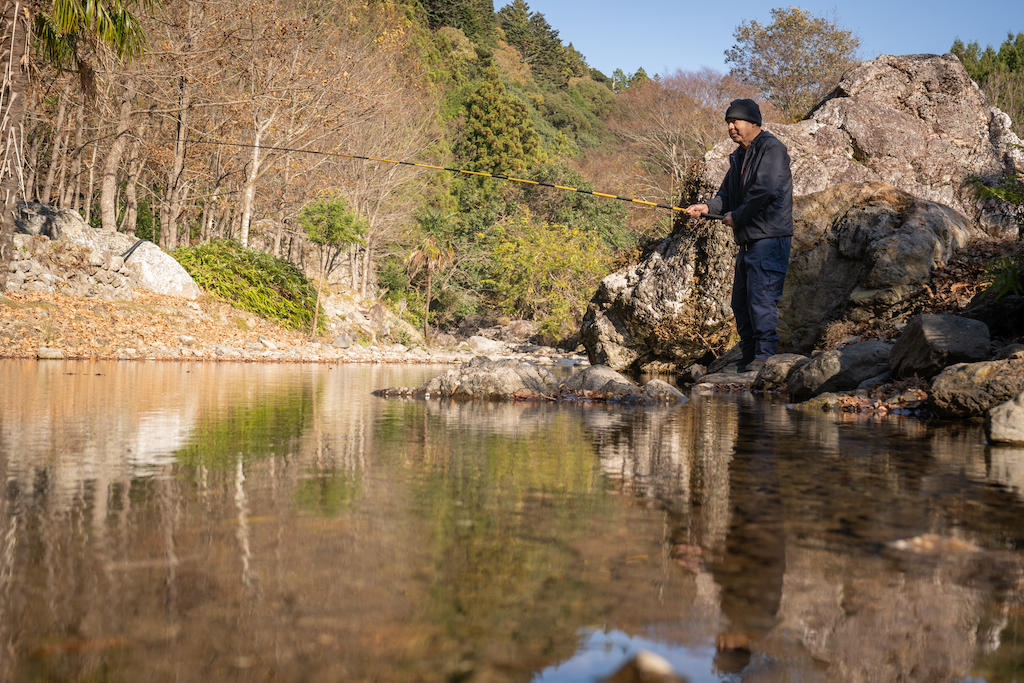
[952,32,1024,135]
[952,32,1024,82]
[456,67,543,174]
[497,0,575,88]
[421,0,496,45]
[496,0,531,50]
[628,67,652,88]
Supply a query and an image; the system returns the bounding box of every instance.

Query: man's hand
[685,203,708,219]
[723,212,736,228]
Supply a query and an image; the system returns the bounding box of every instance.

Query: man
[686,98,793,373]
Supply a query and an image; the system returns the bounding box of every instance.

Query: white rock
[986,391,1024,445]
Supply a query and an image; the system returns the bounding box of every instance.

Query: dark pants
[732,235,791,363]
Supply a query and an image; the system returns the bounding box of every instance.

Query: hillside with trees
[0,0,925,345]
[952,32,1024,136]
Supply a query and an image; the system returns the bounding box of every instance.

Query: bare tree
[608,69,751,207]
[725,7,860,120]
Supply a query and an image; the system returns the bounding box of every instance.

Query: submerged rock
[373,358,686,405]
[603,650,689,683]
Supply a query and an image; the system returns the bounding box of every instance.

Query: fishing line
[178,138,724,220]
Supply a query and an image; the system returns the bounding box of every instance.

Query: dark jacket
[705,130,793,246]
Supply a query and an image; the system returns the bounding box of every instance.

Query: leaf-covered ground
[0,291,307,360]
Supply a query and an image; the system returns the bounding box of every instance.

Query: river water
[0,359,1022,682]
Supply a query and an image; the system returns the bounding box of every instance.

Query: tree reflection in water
[0,361,1021,682]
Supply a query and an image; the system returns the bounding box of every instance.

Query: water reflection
[0,360,1022,682]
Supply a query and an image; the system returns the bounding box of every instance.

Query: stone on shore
[559,365,633,392]
[986,392,1024,445]
[37,347,64,360]
[889,314,990,379]
[787,341,893,401]
[640,379,687,403]
[752,353,812,391]
[468,335,507,355]
[931,359,1024,417]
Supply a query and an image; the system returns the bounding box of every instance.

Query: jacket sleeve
[705,162,734,216]
[730,139,789,228]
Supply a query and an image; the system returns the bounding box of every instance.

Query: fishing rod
[181,138,725,221]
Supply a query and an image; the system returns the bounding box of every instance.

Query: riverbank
[0,290,589,367]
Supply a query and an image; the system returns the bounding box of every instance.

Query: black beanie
[724,98,762,125]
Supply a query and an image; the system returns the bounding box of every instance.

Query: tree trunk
[0,0,31,283]
[162,0,197,250]
[54,129,70,208]
[63,95,85,209]
[360,244,372,297]
[273,222,283,256]
[239,122,269,248]
[120,137,142,234]
[40,80,70,205]
[163,82,190,249]
[25,129,39,203]
[424,268,431,339]
[349,243,358,290]
[85,142,99,224]
[100,77,136,232]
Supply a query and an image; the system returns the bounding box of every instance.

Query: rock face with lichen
[779,183,981,353]
[581,53,1017,372]
[579,220,735,372]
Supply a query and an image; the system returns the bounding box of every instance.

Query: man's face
[727,118,760,147]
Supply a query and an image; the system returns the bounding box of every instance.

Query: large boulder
[15,202,202,299]
[583,182,980,370]
[963,294,1024,341]
[703,53,1024,238]
[787,341,893,401]
[930,359,1024,417]
[780,183,980,352]
[580,220,735,372]
[888,314,991,379]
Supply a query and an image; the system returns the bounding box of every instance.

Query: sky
[517,0,1021,78]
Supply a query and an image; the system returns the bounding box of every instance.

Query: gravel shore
[1,290,590,367]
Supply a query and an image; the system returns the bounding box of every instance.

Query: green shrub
[971,168,1024,299]
[487,213,613,345]
[173,239,324,332]
[985,256,1024,299]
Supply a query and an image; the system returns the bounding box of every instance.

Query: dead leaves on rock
[922,239,1024,315]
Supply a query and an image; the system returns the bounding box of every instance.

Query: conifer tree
[421,0,496,45]
[952,32,1024,135]
[456,67,543,174]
